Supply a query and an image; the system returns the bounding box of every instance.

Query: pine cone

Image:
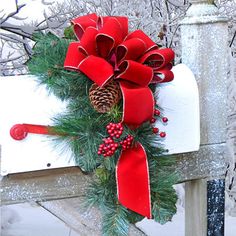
[89,80,122,113]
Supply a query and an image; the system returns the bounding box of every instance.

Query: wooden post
[185,179,207,236]
[180,1,228,235]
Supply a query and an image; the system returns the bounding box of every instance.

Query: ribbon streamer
[117,142,151,218]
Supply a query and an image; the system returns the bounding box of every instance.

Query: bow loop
[98,16,128,36]
[96,17,127,58]
[126,30,158,52]
[153,69,174,83]
[116,38,147,64]
[117,60,153,87]
[78,55,114,86]
[72,13,98,40]
[139,48,174,70]
[79,27,98,56]
[64,42,86,70]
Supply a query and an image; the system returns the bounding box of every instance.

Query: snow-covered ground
[0,203,80,236]
[137,206,236,236]
[1,202,236,236]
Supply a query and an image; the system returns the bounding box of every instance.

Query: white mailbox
[0,64,200,175]
[0,76,74,175]
[157,64,200,154]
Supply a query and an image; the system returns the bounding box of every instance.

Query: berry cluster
[120,134,134,150]
[151,108,168,138]
[106,122,123,138]
[97,137,119,157]
[98,122,135,157]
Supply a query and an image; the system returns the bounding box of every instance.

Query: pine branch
[27,32,91,100]
[85,170,129,236]
[102,204,129,236]
[149,154,178,224]
[86,169,116,207]
[52,114,107,171]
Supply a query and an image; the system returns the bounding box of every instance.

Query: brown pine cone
[89,80,122,113]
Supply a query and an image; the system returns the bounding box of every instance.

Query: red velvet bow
[64,13,174,219]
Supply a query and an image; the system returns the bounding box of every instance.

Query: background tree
[1,0,235,75]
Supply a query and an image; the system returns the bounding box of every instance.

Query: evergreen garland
[27,31,178,235]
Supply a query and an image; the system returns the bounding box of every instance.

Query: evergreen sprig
[28,33,91,100]
[27,32,178,235]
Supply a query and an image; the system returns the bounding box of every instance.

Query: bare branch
[12,15,28,20]
[0,0,235,78]
[230,30,236,48]
[0,2,26,25]
[42,0,55,5]
[0,55,24,64]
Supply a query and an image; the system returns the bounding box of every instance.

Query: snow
[136,206,236,236]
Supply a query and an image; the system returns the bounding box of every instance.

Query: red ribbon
[116,142,151,218]
[64,13,174,218]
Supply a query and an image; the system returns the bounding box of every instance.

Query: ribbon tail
[119,81,154,127]
[116,142,152,218]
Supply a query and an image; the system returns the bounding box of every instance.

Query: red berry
[162,117,168,123]
[160,132,166,138]
[153,127,159,134]
[106,122,124,139]
[154,109,161,116]
[150,117,156,123]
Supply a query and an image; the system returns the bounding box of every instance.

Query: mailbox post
[180,1,228,236]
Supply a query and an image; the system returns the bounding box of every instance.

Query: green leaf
[64,25,77,40]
